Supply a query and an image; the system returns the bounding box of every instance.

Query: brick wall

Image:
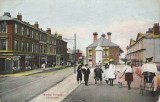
[109,47,119,64]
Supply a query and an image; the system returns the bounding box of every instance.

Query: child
[116,69,123,88]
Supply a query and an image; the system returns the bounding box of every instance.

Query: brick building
[86,32,123,67]
[0,12,67,73]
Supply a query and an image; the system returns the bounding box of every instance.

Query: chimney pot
[93,32,98,42]
[153,23,160,35]
[46,28,51,34]
[107,32,112,42]
[34,21,39,28]
[17,12,22,21]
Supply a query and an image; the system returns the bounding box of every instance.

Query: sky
[0,0,160,58]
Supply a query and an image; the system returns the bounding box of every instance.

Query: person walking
[82,64,90,86]
[41,63,46,71]
[77,63,83,84]
[108,59,116,86]
[103,62,109,85]
[94,64,98,84]
[95,66,103,85]
[116,69,123,88]
[121,61,133,90]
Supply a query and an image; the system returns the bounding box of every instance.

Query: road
[62,65,160,102]
[0,67,74,102]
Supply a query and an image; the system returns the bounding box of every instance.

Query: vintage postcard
[0,0,160,102]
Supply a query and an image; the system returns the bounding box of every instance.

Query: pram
[140,72,156,95]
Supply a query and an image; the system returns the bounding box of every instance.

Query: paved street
[62,65,160,102]
[0,67,74,102]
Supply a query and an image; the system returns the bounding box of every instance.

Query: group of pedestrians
[76,59,134,90]
[77,63,90,86]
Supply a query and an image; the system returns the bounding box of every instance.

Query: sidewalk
[0,66,63,77]
[30,69,94,102]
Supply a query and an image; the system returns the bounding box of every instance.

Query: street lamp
[63,33,76,74]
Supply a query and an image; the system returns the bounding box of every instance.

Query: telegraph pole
[74,33,76,74]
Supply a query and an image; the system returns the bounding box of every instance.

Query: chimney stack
[17,12,22,21]
[93,32,98,42]
[153,23,160,35]
[58,34,62,39]
[107,32,111,42]
[3,12,11,17]
[46,28,51,34]
[34,22,39,28]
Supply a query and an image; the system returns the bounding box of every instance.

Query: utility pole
[74,33,76,74]
[63,33,76,74]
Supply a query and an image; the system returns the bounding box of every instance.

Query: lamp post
[63,33,76,74]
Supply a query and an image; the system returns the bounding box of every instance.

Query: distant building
[0,12,67,73]
[67,48,83,66]
[86,32,123,67]
[126,23,160,66]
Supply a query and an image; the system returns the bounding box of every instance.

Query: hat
[109,59,114,62]
[126,61,131,65]
[146,56,153,60]
[85,64,88,66]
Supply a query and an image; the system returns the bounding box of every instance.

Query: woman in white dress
[108,59,116,86]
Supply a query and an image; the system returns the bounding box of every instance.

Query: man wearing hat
[141,56,157,91]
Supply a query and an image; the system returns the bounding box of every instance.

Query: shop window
[0,21,7,33]
[0,39,7,50]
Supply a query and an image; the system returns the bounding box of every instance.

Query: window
[0,39,7,50]
[32,30,34,38]
[15,23,18,34]
[89,49,92,56]
[21,26,24,36]
[0,21,7,33]
[40,44,42,53]
[31,43,34,52]
[103,48,109,56]
[21,41,25,51]
[27,28,29,37]
[35,44,38,53]
[36,32,39,40]
[27,42,30,52]
[14,40,18,51]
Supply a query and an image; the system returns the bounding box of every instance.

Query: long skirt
[125,73,133,81]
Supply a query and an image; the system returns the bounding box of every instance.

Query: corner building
[0,12,67,73]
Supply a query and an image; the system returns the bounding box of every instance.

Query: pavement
[30,68,94,102]
[0,66,74,102]
[2,64,159,102]
[0,66,63,77]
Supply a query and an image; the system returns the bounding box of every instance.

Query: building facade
[0,12,67,73]
[126,23,160,66]
[86,32,123,67]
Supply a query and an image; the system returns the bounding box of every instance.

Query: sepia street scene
[0,0,160,102]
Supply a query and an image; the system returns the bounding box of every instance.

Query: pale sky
[0,0,160,57]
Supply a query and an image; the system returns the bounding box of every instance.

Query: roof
[87,35,119,48]
[0,15,13,20]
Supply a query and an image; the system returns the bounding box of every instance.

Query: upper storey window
[0,21,7,33]
[0,39,7,50]
[15,23,18,34]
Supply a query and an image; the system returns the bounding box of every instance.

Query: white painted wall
[143,39,160,62]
